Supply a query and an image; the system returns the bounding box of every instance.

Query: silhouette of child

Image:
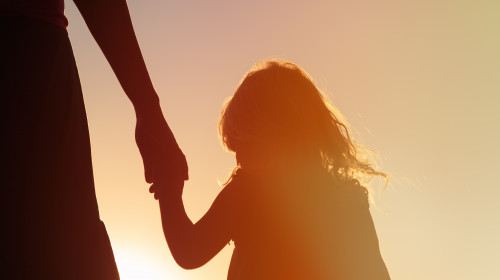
[152,60,391,279]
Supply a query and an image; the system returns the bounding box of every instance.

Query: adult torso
[0,0,68,29]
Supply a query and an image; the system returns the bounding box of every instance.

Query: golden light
[113,246,176,280]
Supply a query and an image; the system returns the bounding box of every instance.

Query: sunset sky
[65,0,499,279]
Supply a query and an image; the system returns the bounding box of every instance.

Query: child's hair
[219,60,387,186]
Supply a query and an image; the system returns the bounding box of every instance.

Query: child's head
[219,60,386,183]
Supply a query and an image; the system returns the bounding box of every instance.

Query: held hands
[149,178,184,200]
[135,102,188,193]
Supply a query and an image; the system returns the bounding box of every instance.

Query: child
[151,60,391,279]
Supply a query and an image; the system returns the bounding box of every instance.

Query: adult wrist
[130,86,160,115]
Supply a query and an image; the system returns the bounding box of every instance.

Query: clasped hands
[135,103,188,199]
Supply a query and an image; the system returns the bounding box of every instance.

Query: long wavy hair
[219,60,387,188]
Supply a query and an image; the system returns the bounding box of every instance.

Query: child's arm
[154,178,234,269]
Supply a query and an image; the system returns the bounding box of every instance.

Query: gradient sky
[65,0,499,279]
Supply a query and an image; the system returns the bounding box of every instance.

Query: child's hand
[149,177,185,200]
[149,184,161,200]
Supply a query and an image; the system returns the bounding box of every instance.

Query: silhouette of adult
[1,1,187,279]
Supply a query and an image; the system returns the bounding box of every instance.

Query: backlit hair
[219,60,387,186]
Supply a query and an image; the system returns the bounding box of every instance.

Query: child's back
[224,165,389,280]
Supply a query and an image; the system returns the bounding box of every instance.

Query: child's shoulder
[224,168,259,187]
[333,178,370,209]
[221,168,270,207]
[220,168,252,198]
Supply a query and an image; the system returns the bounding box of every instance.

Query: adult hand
[135,103,188,185]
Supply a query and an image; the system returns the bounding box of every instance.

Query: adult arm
[153,179,234,269]
[73,0,188,182]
